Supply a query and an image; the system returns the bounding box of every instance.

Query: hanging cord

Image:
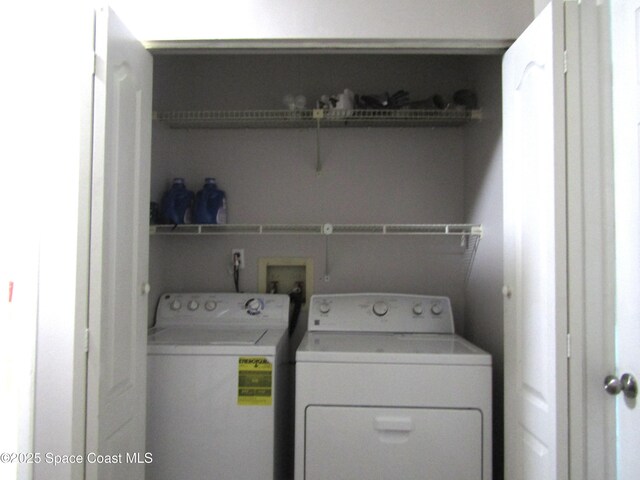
[288,282,304,336]
[233,252,241,293]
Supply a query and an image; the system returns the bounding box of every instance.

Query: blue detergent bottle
[194,178,227,224]
[160,178,194,224]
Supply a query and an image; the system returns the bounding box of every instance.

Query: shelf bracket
[323,235,330,282]
[461,225,483,251]
[471,225,484,238]
[314,109,324,173]
[323,222,332,281]
[464,237,480,286]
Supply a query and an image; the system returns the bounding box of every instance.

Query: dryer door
[304,406,482,480]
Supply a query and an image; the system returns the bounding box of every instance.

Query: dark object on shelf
[356,90,411,109]
[194,177,227,225]
[407,94,447,110]
[160,178,194,225]
[453,89,479,109]
[150,202,159,225]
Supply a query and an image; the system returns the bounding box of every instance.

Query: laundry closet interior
[148,49,505,469]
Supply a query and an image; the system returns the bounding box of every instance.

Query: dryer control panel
[308,293,454,334]
[155,292,290,328]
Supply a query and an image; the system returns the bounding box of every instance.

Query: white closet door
[502,3,568,480]
[611,1,640,478]
[86,7,152,480]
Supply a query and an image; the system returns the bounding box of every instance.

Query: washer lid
[296,332,491,366]
[148,327,268,346]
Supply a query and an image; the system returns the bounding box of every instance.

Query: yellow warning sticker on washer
[238,357,273,406]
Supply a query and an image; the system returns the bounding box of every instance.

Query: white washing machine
[147,292,291,480]
[295,293,492,480]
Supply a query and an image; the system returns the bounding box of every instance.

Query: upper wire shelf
[152,108,482,129]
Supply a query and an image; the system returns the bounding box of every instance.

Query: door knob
[604,373,638,399]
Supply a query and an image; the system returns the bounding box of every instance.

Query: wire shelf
[150,223,483,284]
[153,109,482,129]
[150,223,482,237]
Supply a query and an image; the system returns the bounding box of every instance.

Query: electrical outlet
[232,249,245,269]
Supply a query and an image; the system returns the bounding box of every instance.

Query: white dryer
[295,293,492,480]
[147,292,291,480]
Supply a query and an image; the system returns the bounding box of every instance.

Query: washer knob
[188,300,199,311]
[431,302,444,315]
[373,301,389,317]
[412,303,424,315]
[169,299,182,311]
[204,300,217,312]
[318,302,331,314]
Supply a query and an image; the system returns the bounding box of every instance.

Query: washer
[295,293,492,480]
[147,292,291,480]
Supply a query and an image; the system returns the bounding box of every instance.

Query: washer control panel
[155,293,290,328]
[309,294,454,334]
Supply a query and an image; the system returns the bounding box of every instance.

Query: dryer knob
[431,302,444,315]
[373,301,389,317]
[188,300,199,311]
[319,302,331,314]
[204,300,217,312]
[245,298,264,315]
[170,299,182,311]
[412,303,424,315]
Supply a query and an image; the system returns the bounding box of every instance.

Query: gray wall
[151,49,505,479]
[149,54,485,334]
[464,55,505,480]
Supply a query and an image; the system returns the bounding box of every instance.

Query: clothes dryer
[295,293,491,480]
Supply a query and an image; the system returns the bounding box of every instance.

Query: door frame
[30,5,95,480]
[565,0,617,479]
[87,3,617,479]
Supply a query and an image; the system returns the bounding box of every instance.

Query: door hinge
[92,52,98,76]
[566,333,571,358]
[563,50,568,74]
[84,328,90,353]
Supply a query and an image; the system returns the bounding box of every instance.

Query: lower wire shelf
[150,223,482,284]
[150,223,483,237]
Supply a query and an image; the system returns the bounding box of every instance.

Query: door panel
[611,1,640,478]
[86,7,152,480]
[502,3,568,480]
